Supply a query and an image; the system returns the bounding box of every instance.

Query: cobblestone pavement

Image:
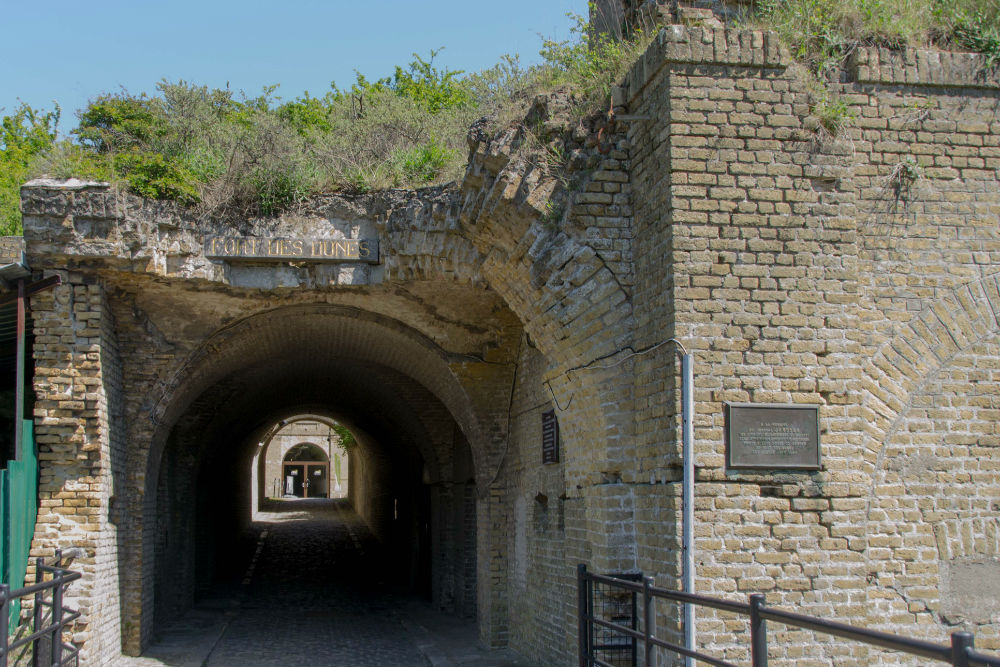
[118,499,530,667]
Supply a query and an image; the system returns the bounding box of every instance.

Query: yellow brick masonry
[30,275,124,667]
[620,23,1000,666]
[15,21,1000,667]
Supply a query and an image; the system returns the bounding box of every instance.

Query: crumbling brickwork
[29,274,124,665]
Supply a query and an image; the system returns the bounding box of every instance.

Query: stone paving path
[118,499,530,667]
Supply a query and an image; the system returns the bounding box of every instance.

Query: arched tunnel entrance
[145,306,483,646]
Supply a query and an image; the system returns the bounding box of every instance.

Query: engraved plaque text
[725,403,820,470]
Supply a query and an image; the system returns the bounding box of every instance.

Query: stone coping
[620,24,1000,105]
[22,177,110,191]
[851,46,1000,89]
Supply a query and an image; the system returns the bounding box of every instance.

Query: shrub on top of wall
[3,1,1000,230]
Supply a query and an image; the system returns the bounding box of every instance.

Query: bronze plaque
[205,237,379,264]
[725,403,820,470]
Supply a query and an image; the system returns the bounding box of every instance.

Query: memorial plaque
[205,237,379,264]
[725,403,820,470]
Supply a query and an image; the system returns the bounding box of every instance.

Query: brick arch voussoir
[862,272,1000,494]
[461,132,634,369]
[460,125,637,481]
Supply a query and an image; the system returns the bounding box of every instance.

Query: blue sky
[1,1,581,133]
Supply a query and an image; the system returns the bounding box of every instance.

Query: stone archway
[124,304,495,651]
[20,113,644,663]
[280,442,329,498]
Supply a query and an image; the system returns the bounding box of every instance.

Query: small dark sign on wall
[541,410,559,464]
[725,403,820,470]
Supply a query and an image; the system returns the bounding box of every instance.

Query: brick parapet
[19,180,483,288]
[618,26,790,108]
[618,26,1000,110]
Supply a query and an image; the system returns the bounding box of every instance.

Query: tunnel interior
[147,307,480,634]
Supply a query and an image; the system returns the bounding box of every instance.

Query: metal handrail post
[50,571,63,667]
[749,594,767,667]
[586,567,594,667]
[643,576,656,667]
[1,583,9,667]
[952,632,974,667]
[32,574,43,667]
[631,579,639,667]
[578,564,586,667]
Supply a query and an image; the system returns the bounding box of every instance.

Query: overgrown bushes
[0,106,59,235]
[0,17,652,230]
[748,0,1000,75]
[3,1,999,233]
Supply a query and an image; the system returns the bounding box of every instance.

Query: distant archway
[253,417,351,502]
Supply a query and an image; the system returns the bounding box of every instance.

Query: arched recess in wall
[121,304,490,653]
[862,273,1000,639]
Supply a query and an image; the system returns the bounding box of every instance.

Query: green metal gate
[0,420,37,629]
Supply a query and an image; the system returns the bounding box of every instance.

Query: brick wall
[618,23,1000,664]
[29,275,124,666]
[15,21,1000,666]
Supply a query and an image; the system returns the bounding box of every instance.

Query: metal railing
[578,564,1000,667]
[0,551,82,667]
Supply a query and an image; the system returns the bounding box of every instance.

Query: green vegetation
[0,18,652,231]
[887,155,923,200]
[950,4,1000,68]
[537,12,653,108]
[0,105,58,235]
[747,0,1000,76]
[807,82,856,139]
[740,0,1000,139]
[3,1,1000,232]
[331,423,356,451]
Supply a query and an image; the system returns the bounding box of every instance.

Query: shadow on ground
[116,499,532,667]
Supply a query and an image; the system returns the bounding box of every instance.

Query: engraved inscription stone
[205,237,379,264]
[725,403,820,470]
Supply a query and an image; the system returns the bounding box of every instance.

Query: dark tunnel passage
[145,307,481,639]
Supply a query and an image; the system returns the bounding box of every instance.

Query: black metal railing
[0,551,82,667]
[578,564,1000,667]
[588,572,642,667]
